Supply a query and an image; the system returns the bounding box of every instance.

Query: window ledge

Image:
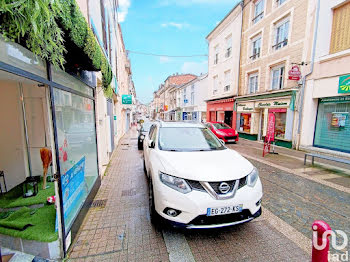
[319,49,350,63]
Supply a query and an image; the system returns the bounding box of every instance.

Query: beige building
[236,0,315,148]
[206,3,243,128]
[299,0,350,157]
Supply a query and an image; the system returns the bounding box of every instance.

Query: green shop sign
[122,95,132,104]
[338,74,350,93]
[320,96,350,104]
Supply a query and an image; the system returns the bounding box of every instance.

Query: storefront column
[263,108,268,137]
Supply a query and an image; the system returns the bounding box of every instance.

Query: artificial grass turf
[0,207,33,230]
[0,205,58,242]
[0,180,55,209]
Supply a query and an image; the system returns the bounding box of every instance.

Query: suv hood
[157,149,253,182]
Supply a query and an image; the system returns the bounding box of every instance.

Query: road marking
[162,229,195,262]
[240,153,350,194]
[262,207,311,255]
[312,174,343,180]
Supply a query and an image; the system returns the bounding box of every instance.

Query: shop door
[210,111,216,122]
[224,111,233,127]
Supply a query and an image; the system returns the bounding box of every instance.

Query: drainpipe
[296,0,321,150]
[234,0,244,129]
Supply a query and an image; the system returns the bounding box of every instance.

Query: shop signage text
[320,96,350,104]
[237,103,254,112]
[256,100,289,108]
[288,65,301,81]
[122,94,132,104]
[338,74,350,93]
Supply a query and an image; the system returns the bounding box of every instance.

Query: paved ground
[67,129,350,261]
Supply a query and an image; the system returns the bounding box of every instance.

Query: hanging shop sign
[338,74,350,93]
[237,102,255,112]
[288,65,301,81]
[122,94,132,104]
[255,99,290,108]
[164,105,168,111]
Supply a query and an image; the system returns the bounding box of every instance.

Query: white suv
[143,121,262,229]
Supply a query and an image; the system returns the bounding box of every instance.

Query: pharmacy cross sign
[338,74,350,93]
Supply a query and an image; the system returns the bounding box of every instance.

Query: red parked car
[205,122,239,143]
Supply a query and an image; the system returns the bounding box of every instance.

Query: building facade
[206,3,243,128]
[177,74,209,122]
[299,0,350,156]
[152,74,197,121]
[236,0,315,148]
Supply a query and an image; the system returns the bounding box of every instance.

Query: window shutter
[330,2,350,54]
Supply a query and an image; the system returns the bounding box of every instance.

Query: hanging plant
[0,0,114,98]
[83,28,102,70]
[0,0,66,67]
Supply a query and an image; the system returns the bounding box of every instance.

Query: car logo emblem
[218,182,230,194]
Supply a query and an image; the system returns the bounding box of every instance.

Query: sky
[118,0,241,104]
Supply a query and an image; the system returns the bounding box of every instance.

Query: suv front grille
[186,176,248,193]
[209,181,236,194]
[187,180,205,192]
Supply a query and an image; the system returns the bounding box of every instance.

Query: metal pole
[19,83,32,178]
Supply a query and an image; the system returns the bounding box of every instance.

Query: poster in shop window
[263,113,275,157]
[331,112,348,128]
[61,156,87,232]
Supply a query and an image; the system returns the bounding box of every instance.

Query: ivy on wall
[0,0,114,98]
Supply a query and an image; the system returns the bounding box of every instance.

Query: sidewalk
[68,129,169,261]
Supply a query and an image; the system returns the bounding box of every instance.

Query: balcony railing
[272,39,288,50]
[252,12,264,24]
[250,52,260,60]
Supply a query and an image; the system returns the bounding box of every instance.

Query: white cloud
[159,56,171,63]
[118,0,131,23]
[161,22,189,29]
[181,60,208,75]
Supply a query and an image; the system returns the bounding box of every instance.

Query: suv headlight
[159,172,191,194]
[247,167,259,187]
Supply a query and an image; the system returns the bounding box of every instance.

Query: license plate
[227,139,236,142]
[207,204,243,216]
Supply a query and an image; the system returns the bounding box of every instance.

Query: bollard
[312,220,332,262]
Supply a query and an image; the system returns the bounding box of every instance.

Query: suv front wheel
[149,179,160,226]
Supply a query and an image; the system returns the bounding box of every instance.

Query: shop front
[206,97,236,128]
[314,96,350,153]
[235,92,296,148]
[0,36,100,259]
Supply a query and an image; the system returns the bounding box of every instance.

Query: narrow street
[67,128,350,261]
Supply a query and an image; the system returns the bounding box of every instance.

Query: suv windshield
[212,123,231,129]
[158,127,226,151]
[141,122,153,132]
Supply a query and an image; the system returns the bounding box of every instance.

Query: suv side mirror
[219,139,225,145]
[148,140,155,148]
